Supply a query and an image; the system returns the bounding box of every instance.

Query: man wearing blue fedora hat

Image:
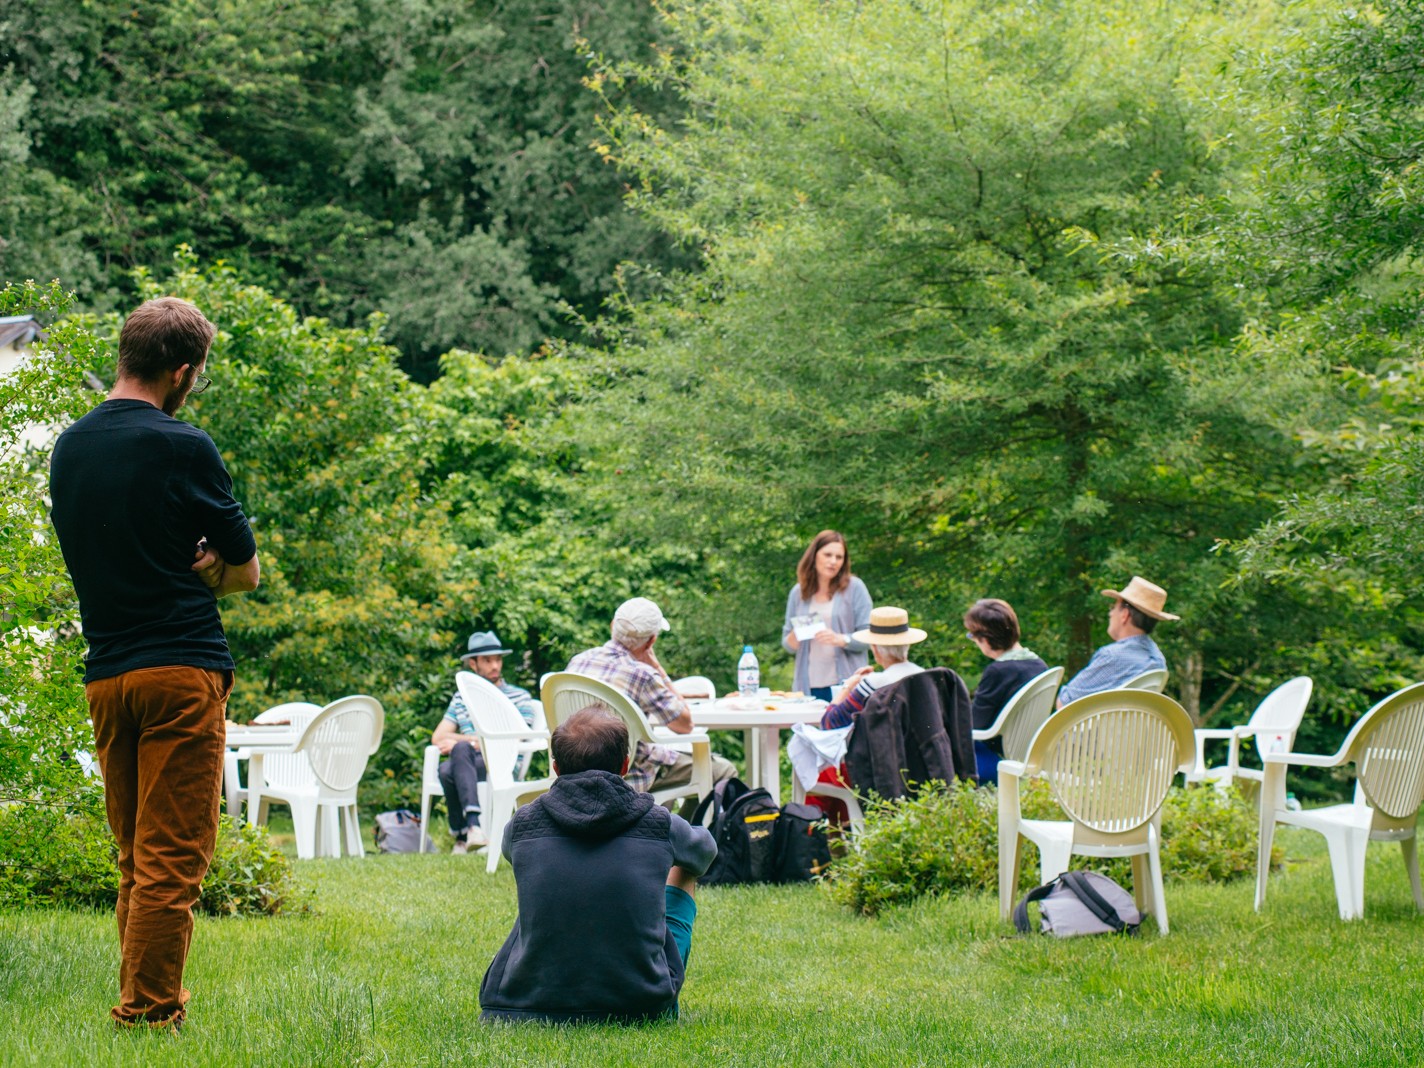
[432,630,540,853]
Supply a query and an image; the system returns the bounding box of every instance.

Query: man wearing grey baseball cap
[568,598,735,806]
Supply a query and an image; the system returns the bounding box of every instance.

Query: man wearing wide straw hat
[819,607,928,730]
[1057,576,1177,708]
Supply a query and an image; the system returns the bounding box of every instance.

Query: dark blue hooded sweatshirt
[479,770,717,1024]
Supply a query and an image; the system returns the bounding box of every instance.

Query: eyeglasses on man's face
[189,372,212,395]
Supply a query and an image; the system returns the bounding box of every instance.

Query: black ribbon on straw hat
[852,607,927,646]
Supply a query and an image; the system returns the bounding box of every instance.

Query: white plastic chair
[451,673,554,872]
[998,688,1195,933]
[250,695,384,860]
[1187,676,1313,791]
[419,696,546,854]
[1255,681,1424,921]
[224,701,320,819]
[419,747,488,854]
[802,774,866,837]
[1122,668,1169,694]
[541,671,714,810]
[973,666,1065,763]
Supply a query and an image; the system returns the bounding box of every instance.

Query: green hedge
[0,803,304,917]
[825,780,1278,917]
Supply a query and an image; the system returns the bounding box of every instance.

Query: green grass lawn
[2,828,1422,1067]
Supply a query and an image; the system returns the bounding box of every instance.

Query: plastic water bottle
[737,645,760,697]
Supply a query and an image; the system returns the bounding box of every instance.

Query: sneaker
[465,825,489,849]
[450,838,469,855]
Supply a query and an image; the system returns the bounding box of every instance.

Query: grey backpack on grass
[1013,870,1142,937]
[373,809,435,854]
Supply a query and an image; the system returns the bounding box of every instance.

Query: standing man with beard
[50,296,260,1031]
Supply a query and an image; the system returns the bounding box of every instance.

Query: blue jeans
[974,741,1001,786]
[809,686,834,703]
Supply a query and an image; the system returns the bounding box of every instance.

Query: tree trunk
[1178,649,1203,726]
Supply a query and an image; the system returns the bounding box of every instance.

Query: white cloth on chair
[788,723,852,790]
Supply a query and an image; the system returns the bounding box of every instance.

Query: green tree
[0,0,688,376]
[1218,0,1424,598]
[0,282,101,805]
[580,0,1327,713]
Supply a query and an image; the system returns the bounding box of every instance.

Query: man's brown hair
[551,707,629,775]
[117,297,216,382]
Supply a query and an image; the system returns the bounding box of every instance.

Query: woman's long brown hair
[797,530,851,601]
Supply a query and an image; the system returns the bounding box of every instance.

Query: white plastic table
[224,724,299,823]
[690,697,826,805]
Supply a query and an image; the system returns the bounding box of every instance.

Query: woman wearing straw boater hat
[818,607,929,730]
[797,607,929,824]
[1056,576,1177,708]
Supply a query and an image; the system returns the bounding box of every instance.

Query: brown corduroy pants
[87,665,233,1026]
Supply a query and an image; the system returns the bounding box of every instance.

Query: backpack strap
[1058,871,1139,935]
[690,788,722,829]
[1011,879,1059,934]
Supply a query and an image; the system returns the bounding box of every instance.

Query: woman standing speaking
[781,530,873,701]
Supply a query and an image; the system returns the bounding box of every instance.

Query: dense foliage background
[5,0,1424,821]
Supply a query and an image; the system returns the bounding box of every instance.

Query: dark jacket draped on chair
[845,667,977,799]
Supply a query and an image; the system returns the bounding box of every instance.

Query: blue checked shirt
[566,640,683,792]
[1057,635,1166,706]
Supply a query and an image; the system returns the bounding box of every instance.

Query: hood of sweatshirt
[540,769,657,839]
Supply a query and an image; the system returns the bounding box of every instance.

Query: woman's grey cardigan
[781,575,873,694]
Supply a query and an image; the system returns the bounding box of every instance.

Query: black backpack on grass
[691,778,831,885]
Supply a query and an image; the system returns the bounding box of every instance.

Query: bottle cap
[742,644,753,653]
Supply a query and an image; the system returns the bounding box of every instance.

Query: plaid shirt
[566,640,683,792]
[1057,635,1166,706]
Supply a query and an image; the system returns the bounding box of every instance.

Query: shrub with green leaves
[0,800,303,917]
[826,781,1279,917]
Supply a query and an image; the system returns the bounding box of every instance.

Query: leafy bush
[0,800,118,910]
[0,801,303,917]
[200,817,309,917]
[826,781,1279,917]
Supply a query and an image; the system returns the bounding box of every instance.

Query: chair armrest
[997,760,1026,782]
[422,745,440,780]
[651,727,710,745]
[479,726,552,742]
[1193,728,1238,740]
[971,728,993,742]
[1264,750,1347,769]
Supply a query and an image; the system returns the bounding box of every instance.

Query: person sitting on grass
[479,708,717,1024]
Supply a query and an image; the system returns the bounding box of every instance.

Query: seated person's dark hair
[551,707,629,775]
[964,598,1020,652]
[1123,601,1158,634]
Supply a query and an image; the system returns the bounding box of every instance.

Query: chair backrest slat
[1032,690,1193,836]
[1122,668,1169,694]
[263,706,323,788]
[998,666,1065,763]
[295,696,385,793]
[1354,694,1424,820]
[456,672,547,790]
[540,672,655,748]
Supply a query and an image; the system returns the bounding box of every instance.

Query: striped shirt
[820,660,924,730]
[1057,635,1165,705]
[566,641,683,792]
[443,678,538,734]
